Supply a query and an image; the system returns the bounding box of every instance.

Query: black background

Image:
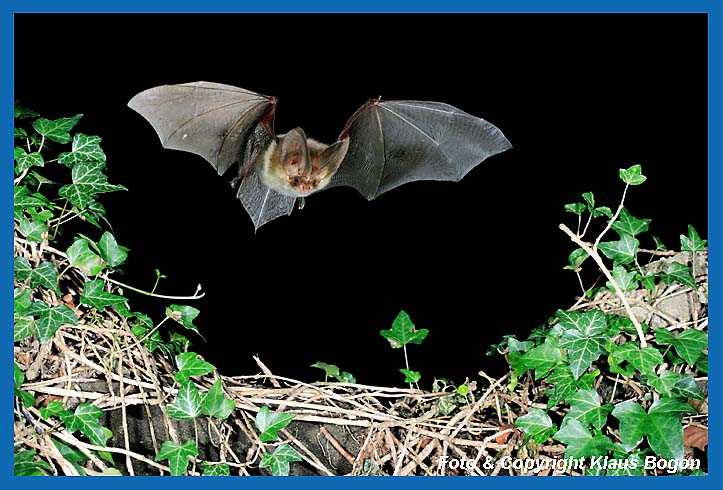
[14,14,707,385]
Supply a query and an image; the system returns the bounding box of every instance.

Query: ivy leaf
[202,461,230,476]
[98,231,128,267]
[32,114,82,143]
[564,202,586,215]
[310,361,340,378]
[167,380,203,420]
[648,371,704,400]
[80,279,127,309]
[379,310,428,348]
[655,328,707,367]
[607,265,638,291]
[611,208,650,237]
[599,234,639,266]
[201,379,235,419]
[58,133,107,166]
[14,147,45,174]
[680,225,707,252]
[553,418,616,459]
[14,362,35,407]
[155,440,198,476]
[62,403,112,447]
[660,262,697,289]
[619,164,647,185]
[14,105,39,119]
[336,371,357,383]
[557,310,607,379]
[259,443,302,476]
[166,305,201,335]
[66,238,106,275]
[174,352,215,383]
[563,248,589,270]
[52,438,90,476]
[519,337,565,379]
[14,287,32,313]
[14,185,51,210]
[566,389,613,429]
[14,315,36,342]
[612,398,694,460]
[31,261,60,294]
[515,407,555,444]
[609,342,663,376]
[14,256,32,281]
[545,365,578,407]
[400,368,421,383]
[255,406,295,443]
[15,127,28,139]
[59,161,127,210]
[35,304,77,343]
[14,449,51,476]
[18,218,47,242]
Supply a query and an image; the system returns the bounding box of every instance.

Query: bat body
[128,82,511,229]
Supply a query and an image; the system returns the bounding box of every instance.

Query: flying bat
[128,82,511,229]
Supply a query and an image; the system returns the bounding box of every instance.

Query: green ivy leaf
[255,406,295,443]
[14,287,33,313]
[557,310,607,379]
[14,185,51,209]
[515,407,555,444]
[32,114,82,144]
[655,328,707,367]
[653,235,668,251]
[14,147,45,175]
[310,361,340,379]
[564,202,586,215]
[39,400,70,420]
[612,398,694,460]
[611,208,651,237]
[14,105,39,119]
[14,315,36,342]
[519,337,565,379]
[609,342,663,376]
[155,440,198,476]
[563,248,589,270]
[15,127,28,139]
[619,164,647,185]
[599,234,639,266]
[14,449,51,476]
[166,305,201,335]
[35,304,77,343]
[337,371,357,383]
[648,371,704,400]
[260,443,302,476]
[31,261,60,293]
[59,161,127,210]
[66,238,106,275]
[62,403,112,447]
[660,262,697,289]
[201,379,235,419]
[202,461,230,476]
[174,352,215,383]
[400,368,421,383]
[593,206,614,219]
[98,231,128,267]
[52,438,90,476]
[607,265,638,291]
[80,279,127,309]
[58,133,107,166]
[553,418,617,459]
[545,365,578,408]
[565,389,613,429]
[13,362,35,407]
[167,380,203,420]
[680,225,707,252]
[379,310,428,348]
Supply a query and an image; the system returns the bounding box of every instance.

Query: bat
[128,82,511,229]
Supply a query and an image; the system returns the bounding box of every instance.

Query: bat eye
[291,176,300,185]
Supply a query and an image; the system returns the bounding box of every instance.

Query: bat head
[259,128,349,198]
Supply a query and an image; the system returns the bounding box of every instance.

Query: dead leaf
[684,425,708,450]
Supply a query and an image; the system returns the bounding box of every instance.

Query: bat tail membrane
[329,100,511,200]
[236,166,297,231]
[127,81,276,176]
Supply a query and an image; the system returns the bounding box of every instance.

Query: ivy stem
[106,276,205,300]
[559,223,647,348]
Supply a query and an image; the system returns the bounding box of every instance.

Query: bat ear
[315,138,350,179]
[279,128,311,176]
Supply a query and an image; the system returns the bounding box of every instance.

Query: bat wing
[128,81,276,176]
[327,100,511,199]
[129,82,296,229]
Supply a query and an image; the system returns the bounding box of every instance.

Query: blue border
[3,1,718,489]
